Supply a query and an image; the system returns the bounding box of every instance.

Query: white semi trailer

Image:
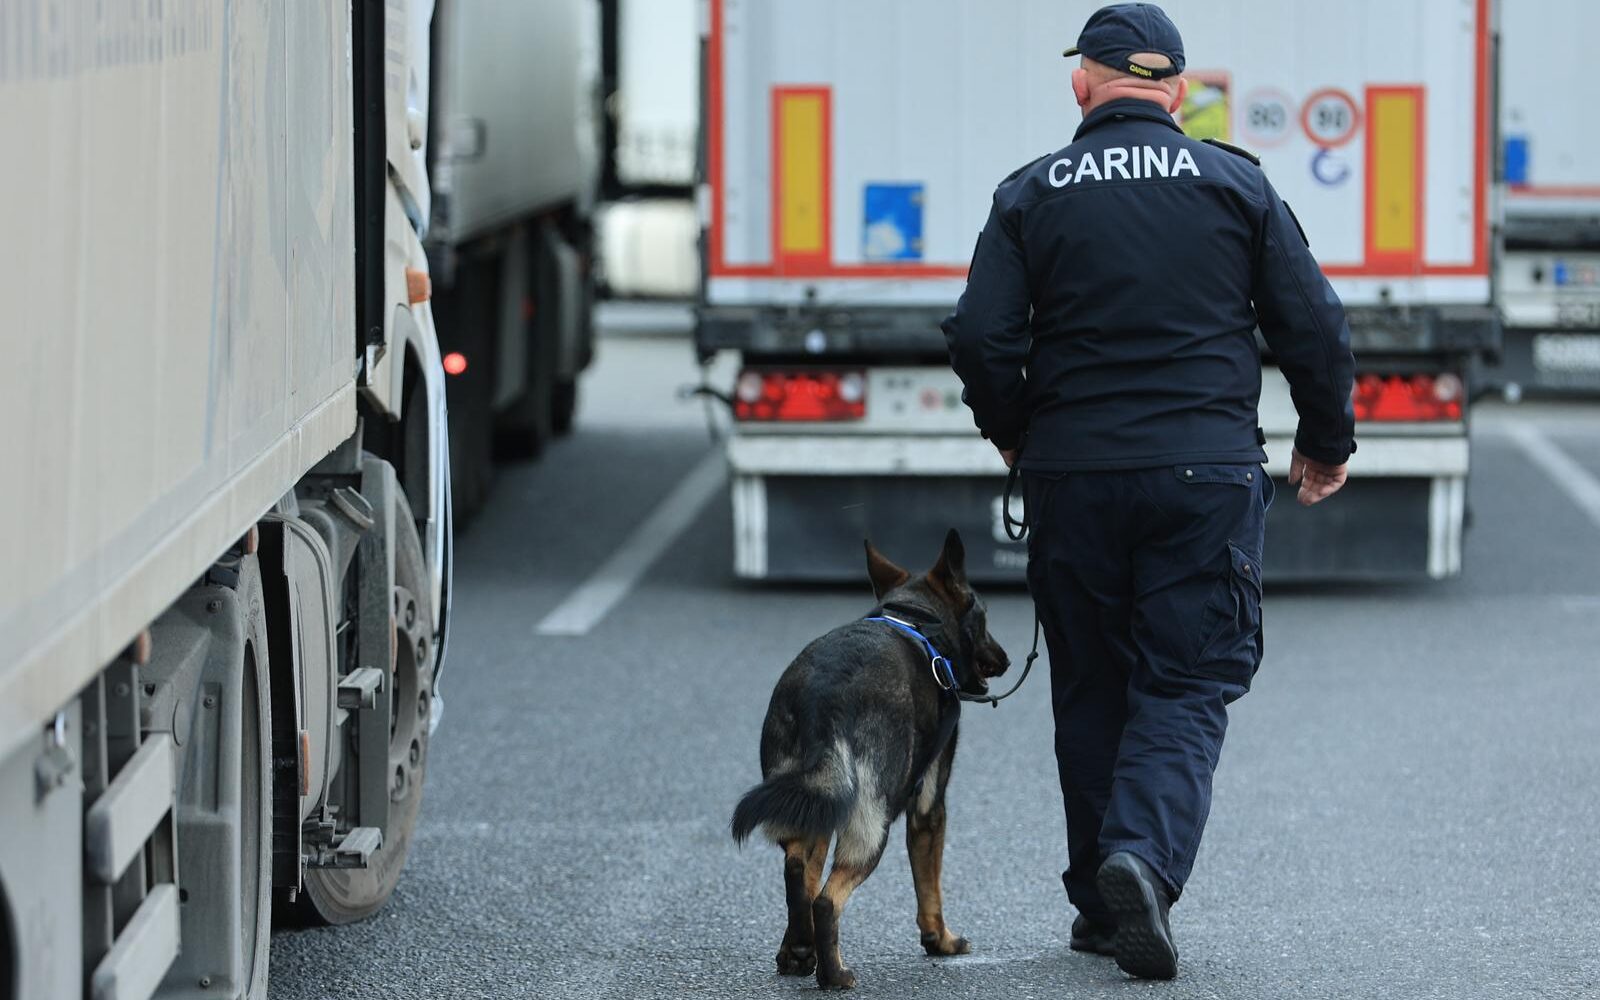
[1,3,449,998]
[699,0,1501,582]
[427,0,603,518]
[1491,0,1600,396]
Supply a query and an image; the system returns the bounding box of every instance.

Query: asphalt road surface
[270,312,1600,999]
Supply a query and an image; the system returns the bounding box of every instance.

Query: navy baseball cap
[1063,3,1186,80]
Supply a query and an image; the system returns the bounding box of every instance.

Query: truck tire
[494,226,557,460]
[238,646,272,998]
[299,489,435,924]
[0,881,12,1000]
[552,378,578,435]
[440,252,497,523]
[161,559,273,998]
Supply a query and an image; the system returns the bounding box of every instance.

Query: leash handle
[1002,433,1029,541]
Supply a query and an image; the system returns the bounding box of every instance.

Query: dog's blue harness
[864,615,960,692]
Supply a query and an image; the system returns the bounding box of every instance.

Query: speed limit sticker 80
[1300,89,1361,148]
[1240,88,1294,148]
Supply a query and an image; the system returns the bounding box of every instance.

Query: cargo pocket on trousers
[1192,541,1264,690]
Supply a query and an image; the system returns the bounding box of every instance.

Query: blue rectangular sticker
[863,183,924,262]
[1504,135,1529,186]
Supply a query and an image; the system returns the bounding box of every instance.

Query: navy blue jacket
[943,98,1356,470]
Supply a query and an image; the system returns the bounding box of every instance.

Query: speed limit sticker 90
[1240,88,1294,148]
[1300,89,1361,148]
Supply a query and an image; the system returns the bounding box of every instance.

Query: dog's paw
[775,943,816,976]
[815,964,857,991]
[920,929,972,957]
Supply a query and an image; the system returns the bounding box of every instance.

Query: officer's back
[946,54,1351,475]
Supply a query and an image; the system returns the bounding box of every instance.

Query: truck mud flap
[1262,475,1458,581]
[736,474,1460,584]
[735,474,1028,583]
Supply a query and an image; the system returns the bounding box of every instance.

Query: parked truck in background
[594,0,701,299]
[1491,0,1600,397]
[427,0,603,519]
[699,0,1500,582]
[1,3,447,997]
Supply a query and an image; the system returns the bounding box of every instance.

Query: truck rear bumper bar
[728,433,1469,478]
[728,433,1468,582]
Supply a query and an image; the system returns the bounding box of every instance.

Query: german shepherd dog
[731,530,1011,990]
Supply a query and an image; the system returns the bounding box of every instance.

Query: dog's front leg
[776,838,827,975]
[907,795,972,956]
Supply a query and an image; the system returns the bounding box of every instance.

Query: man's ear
[929,528,968,590]
[1072,67,1091,109]
[1168,76,1189,115]
[864,540,910,600]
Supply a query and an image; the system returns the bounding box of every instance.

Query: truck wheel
[552,378,578,435]
[440,251,497,523]
[238,646,272,998]
[300,490,435,923]
[163,558,273,997]
[494,227,556,460]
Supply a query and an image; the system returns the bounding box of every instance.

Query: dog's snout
[981,642,1011,677]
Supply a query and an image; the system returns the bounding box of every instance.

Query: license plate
[1533,333,1600,373]
[1554,260,1600,287]
[1553,298,1600,328]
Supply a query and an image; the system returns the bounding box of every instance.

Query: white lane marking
[535,449,727,636]
[1504,422,1600,533]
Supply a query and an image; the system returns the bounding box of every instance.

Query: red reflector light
[733,369,866,422]
[1352,372,1463,422]
[443,352,468,376]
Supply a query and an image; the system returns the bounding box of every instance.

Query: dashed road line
[1503,422,1600,533]
[535,449,726,636]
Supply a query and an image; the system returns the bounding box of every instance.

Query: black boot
[1095,852,1178,980]
[1063,870,1117,955]
[1069,913,1117,956]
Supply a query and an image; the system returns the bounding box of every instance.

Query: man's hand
[1288,449,1347,506]
[998,447,1018,469]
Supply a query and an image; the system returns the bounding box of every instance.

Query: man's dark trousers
[1024,462,1271,918]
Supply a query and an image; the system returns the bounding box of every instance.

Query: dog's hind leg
[775,838,828,976]
[813,817,890,990]
[907,786,972,956]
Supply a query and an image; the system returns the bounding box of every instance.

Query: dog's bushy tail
[731,742,857,845]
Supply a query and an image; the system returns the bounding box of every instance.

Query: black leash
[960,446,1045,708]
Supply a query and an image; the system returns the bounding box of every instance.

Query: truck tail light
[733,369,867,422]
[1352,372,1464,422]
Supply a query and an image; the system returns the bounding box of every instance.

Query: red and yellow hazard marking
[1364,86,1425,266]
[771,87,832,266]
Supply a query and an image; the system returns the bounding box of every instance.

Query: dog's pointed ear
[929,528,968,589]
[864,539,910,600]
